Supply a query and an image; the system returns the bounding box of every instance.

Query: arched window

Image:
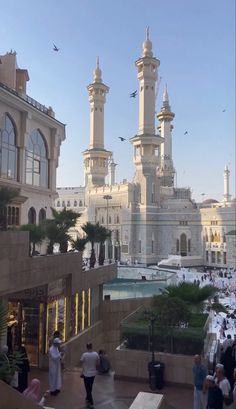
[25,129,48,187]
[117,215,120,224]
[62,201,65,207]
[28,207,36,224]
[108,216,112,224]
[180,233,187,256]
[57,201,60,207]
[74,200,77,207]
[39,208,46,224]
[67,200,70,207]
[101,216,104,224]
[79,200,83,207]
[0,114,18,180]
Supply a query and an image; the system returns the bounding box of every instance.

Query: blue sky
[1,0,235,202]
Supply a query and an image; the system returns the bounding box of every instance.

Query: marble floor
[30,368,193,409]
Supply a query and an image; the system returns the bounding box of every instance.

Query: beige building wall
[0,52,65,226]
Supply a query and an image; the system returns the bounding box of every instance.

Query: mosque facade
[56,31,236,268]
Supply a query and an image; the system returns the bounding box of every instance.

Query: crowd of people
[0,330,110,409]
[193,354,236,409]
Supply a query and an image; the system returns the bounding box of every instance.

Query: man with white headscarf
[48,338,62,395]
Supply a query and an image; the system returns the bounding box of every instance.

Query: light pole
[144,309,157,390]
[103,195,112,261]
[103,194,112,228]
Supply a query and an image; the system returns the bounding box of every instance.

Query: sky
[1,0,235,202]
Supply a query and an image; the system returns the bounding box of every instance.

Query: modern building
[56,29,235,268]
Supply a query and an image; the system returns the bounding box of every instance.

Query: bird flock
[0,44,227,142]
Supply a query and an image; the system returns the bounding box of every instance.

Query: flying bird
[130,90,137,98]
[222,109,226,112]
[118,137,126,141]
[53,43,59,52]
[184,131,188,135]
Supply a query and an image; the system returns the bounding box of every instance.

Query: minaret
[130,27,163,206]
[223,165,231,202]
[157,84,175,187]
[83,57,111,187]
[109,157,117,185]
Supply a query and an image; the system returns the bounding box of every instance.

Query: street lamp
[103,195,112,261]
[144,309,157,390]
[103,195,112,228]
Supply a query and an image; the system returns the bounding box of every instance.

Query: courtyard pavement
[31,367,193,409]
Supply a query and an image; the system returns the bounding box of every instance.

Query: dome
[202,199,219,205]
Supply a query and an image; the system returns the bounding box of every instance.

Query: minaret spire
[93,56,102,83]
[83,59,111,187]
[142,26,153,58]
[223,165,231,202]
[163,83,169,102]
[157,85,175,187]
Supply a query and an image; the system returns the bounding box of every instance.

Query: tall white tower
[157,84,175,187]
[223,165,231,202]
[130,27,163,206]
[109,157,117,185]
[83,58,111,187]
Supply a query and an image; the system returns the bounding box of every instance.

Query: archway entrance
[180,233,187,256]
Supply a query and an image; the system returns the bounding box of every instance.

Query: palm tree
[151,295,191,328]
[0,186,19,230]
[96,225,111,266]
[82,222,101,268]
[20,224,45,255]
[43,220,67,255]
[149,294,191,353]
[43,208,81,254]
[71,237,88,253]
[50,208,81,253]
[163,282,217,312]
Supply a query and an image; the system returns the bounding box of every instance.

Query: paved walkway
[31,368,193,409]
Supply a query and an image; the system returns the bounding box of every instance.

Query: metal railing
[0,81,49,115]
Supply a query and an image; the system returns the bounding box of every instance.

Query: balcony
[0,81,50,116]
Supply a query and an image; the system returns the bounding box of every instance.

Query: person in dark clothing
[97,350,110,374]
[206,375,223,409]
[15,344,30,393]
[221,345,235,389]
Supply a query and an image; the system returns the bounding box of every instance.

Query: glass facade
[0,114,18,180]
[25,129,48,187]
[8,282,91,366]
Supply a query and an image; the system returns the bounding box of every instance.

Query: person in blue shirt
[193,355,207,409]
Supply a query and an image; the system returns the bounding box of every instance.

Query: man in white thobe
[49,337,62,395]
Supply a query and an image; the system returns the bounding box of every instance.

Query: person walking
[80,343,99,408]
[193,354,207,409]
[48,338,62,396]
